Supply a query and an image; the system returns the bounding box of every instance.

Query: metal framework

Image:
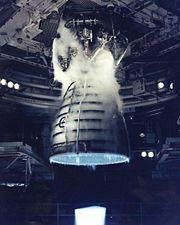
[0,142,49,187]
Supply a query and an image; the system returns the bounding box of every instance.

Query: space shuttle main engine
[50,17,130,166]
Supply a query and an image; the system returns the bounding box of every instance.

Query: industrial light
[170,82,174,90]
[7,81,14,88]
[0,78,7,86]
[157,81,165,89]
[14,83,20,90]
[148,151,154,158]
[0,78,20,90]
[75,206,106,225]
[0,182,25,187]
[141,151,147,157]
[139,132,145,138]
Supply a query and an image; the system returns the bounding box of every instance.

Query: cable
[63,81,75,98]
[63,82,76,147]
[75,77,87,154]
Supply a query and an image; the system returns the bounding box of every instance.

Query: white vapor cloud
[52,20,122,111]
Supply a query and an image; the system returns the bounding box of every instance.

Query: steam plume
[52,20,122,111]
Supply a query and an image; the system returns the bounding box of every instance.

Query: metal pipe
[65,18,103,28]
[76,77,87,153]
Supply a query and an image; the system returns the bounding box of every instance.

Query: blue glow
[50,153,130,166]
[75,206,106,225]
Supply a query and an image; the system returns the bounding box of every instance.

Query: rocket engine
[50,15,130,166]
